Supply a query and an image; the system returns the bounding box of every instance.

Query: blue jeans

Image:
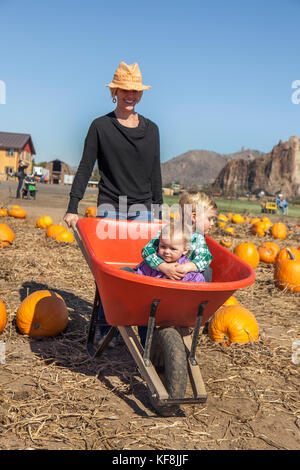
[16,178,24,198]
[97,209,153,347]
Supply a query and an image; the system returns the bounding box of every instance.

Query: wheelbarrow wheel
[149,327,187,416]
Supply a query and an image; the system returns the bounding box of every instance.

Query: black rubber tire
[149,327,188,416]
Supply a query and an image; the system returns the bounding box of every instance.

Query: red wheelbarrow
[72,218,255,416]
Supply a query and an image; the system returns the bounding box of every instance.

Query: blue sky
[1,0,300,166]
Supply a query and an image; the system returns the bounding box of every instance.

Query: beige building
[0,132,36,181]
[45,159,73,184]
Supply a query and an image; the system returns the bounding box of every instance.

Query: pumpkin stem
[286,248,296,260]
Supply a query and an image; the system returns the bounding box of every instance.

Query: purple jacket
[135,255,205,282]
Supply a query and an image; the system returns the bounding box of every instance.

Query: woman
[64,61,163,345]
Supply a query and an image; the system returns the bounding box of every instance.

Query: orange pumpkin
[261,216,272,229]
[55,229,74,243]
[36,216,53,229]
[274,249,300,293]
[223,296,239,306]
[0,209,7,217]
[46,224,66,238]
[0,300,7,333]
[258,242,280,264]
[218,221,226,228]
[276,247,300,263]
[251,221,266,237]
[0,223,15,247]
[220,238,232,248]
[232,214,244,224]
[224,227,235,235]
[16,290,69,337]
[233,242,260,268]
[85,206,97,217]
[271,222,287,240]
[208,305,259,346]
[250,218,260,225]
[218,214,228,222]
[9,207,27,218]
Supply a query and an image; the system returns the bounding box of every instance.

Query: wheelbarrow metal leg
[118,325,169,400]
[189,301,207,366]
[143,299,160,367]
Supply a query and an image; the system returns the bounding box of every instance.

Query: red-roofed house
[0,132,36,180]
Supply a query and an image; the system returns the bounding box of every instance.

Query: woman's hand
[63,213,79,228]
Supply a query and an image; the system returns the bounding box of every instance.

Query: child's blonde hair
[179,191,217,213]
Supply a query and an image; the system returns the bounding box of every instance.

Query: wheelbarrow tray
[76,218,255,328]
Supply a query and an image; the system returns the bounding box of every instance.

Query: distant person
[276,196,288,215]
[15,161,28,199]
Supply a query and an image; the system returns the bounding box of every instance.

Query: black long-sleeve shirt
[67,112,163,214]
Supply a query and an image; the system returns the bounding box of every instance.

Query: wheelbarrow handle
[70,220,93,273]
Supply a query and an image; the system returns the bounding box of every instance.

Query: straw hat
[106,61,151,91]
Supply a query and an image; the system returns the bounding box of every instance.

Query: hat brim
[106,82,151,91]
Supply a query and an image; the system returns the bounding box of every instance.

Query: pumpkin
[0,300,7,333]
[220,238,232,248]
[36,216,53,229]
[0,209,7,217]
[251,221,266,237]
[261,216,272,229]
[271,222,287,240]
[218,221,226,228]
[258,242,280,264]
[218,214,228,222]
[0,223,15,247]
[233,242,260,268]
[250,218,260,225]
[227,213,233,219]
[208,305,259,346]
[232,214,244,224]
[275,247,300,263]
[223,296,239,306]
[274,249,300,293]
[224,227,235,235]
[9,207,27,218]
[46,224,66,238]
[16,290,69,337]
[85,206,97,217]
[55,229,74,243]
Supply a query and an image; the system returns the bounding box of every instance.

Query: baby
[134,220,205,282]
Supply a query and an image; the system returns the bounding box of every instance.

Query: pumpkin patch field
[0,187,299,450]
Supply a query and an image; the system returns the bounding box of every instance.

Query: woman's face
[116,89,143,111]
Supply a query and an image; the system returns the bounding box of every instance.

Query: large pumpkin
[271,222,287,240]
[46,224,66,238]
[258,242,280,264]
[251,221,266,237]
[36,216,53,229]
[0,300,7,333]
[16,290,69,337]
[0,223,15,247]
[9,207,27,218]
[274,249,300,293]
[208,305,259,346]
[233,242,260,268]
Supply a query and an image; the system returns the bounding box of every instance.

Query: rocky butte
[213,136,300,197]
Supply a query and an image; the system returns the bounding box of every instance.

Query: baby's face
[158,236,187,263]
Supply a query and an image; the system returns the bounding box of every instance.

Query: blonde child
[142,191,217,281]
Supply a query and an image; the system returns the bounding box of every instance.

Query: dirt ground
[0,181,299,451]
